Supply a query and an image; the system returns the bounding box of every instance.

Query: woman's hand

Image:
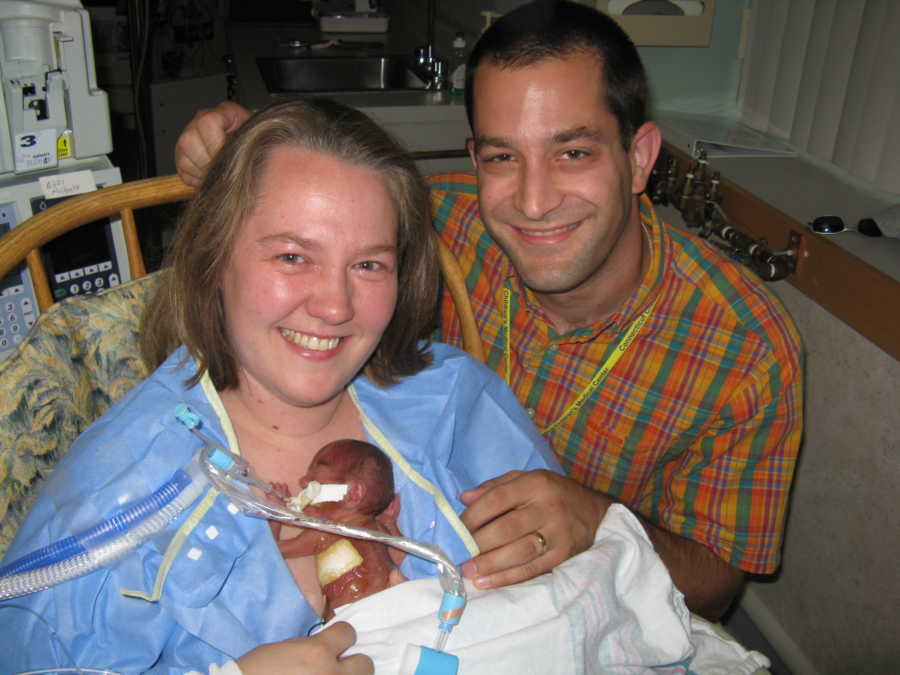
[174,101,251,186]
[236,622,373,675]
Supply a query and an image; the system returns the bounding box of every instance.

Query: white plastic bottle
[450,32,467,98]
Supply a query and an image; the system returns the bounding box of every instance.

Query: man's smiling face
[468,50,645,300]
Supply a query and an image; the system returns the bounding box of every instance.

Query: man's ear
[466,138,478,171]
[629,121,662,194]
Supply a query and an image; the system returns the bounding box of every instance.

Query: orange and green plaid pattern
[427,173,803,575]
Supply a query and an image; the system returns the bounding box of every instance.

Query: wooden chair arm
[0,174,486,361]
[435,236,486,362]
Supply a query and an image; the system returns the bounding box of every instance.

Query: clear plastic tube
[14,669,123,674]
[0,470,193,577]
[0,461,209,601]
[199,443,468,648]
[0,408,467,658]
[201,444,466,592]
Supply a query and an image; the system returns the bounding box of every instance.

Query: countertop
[660,115,900,360]
[659,114,900,285]
[704,155,900,284]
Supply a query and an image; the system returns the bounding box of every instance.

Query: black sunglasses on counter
[809,215,883,236]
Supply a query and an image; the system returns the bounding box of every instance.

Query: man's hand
[236,622,373,675]
[174,101,251,186]
[459,470,611,588]
[459,469,744,621]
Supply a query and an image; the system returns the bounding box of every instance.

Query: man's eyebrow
[474,126,606,149]
[473,135,513,149]
[552,126,605,144]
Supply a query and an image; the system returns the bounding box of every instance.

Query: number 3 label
[14,129,58,171]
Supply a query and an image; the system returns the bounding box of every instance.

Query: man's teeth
[280,328,340,351]
[521,221,579,237]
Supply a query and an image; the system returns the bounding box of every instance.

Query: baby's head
[304,439,395,517]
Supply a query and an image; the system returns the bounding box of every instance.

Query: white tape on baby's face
[313,483,349,503]
[286,481,349,511]
[286,481,319,511]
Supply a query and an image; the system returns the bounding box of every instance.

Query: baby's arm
[278,528,333,559]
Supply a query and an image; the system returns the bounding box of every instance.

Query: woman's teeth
[280,328,340,351]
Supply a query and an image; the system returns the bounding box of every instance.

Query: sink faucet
[413,0,446,90]
[414,46,446,90]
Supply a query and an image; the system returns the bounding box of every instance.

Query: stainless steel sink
[257,56,426,93]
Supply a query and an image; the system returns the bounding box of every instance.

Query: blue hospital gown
[1,343,558,674]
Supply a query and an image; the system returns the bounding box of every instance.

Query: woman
[0,100,557,673]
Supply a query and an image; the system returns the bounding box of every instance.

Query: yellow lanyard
[502,285,657,435]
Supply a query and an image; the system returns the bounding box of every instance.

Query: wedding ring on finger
[534,530,548,556]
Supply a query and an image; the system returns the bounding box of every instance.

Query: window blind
[738,0,900,195]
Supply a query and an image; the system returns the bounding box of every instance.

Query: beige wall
[743,280,900,673]
[657,204,900,673]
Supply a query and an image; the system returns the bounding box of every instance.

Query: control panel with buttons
[0,204,40,361]
[0,163,128,362]
[29,195,123,303]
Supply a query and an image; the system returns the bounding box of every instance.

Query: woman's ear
[629,122,662,194]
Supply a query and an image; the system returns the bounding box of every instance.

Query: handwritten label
[14,129,58,171]
[39,170,98,199]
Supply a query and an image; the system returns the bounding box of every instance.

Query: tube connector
[175,405,236,471]
[401,645,459,675]
[173,403,201,429]
[437,592,465,632]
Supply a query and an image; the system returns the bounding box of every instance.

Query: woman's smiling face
[220,145,399,410]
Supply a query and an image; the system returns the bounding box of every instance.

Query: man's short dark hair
[464,0,649,150]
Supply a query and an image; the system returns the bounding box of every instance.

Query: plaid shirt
[428,173,803,574]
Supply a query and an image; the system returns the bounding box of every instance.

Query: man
[174,1,802,622]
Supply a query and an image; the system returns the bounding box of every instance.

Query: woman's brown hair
[141,99,438,389]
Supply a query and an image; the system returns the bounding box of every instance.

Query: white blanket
[329,504,770,674]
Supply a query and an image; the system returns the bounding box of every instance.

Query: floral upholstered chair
[0,273,163,556]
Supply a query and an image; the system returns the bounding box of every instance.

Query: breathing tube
[1,404,466,673]
[177,404,467,672]
[0,455,209,602]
